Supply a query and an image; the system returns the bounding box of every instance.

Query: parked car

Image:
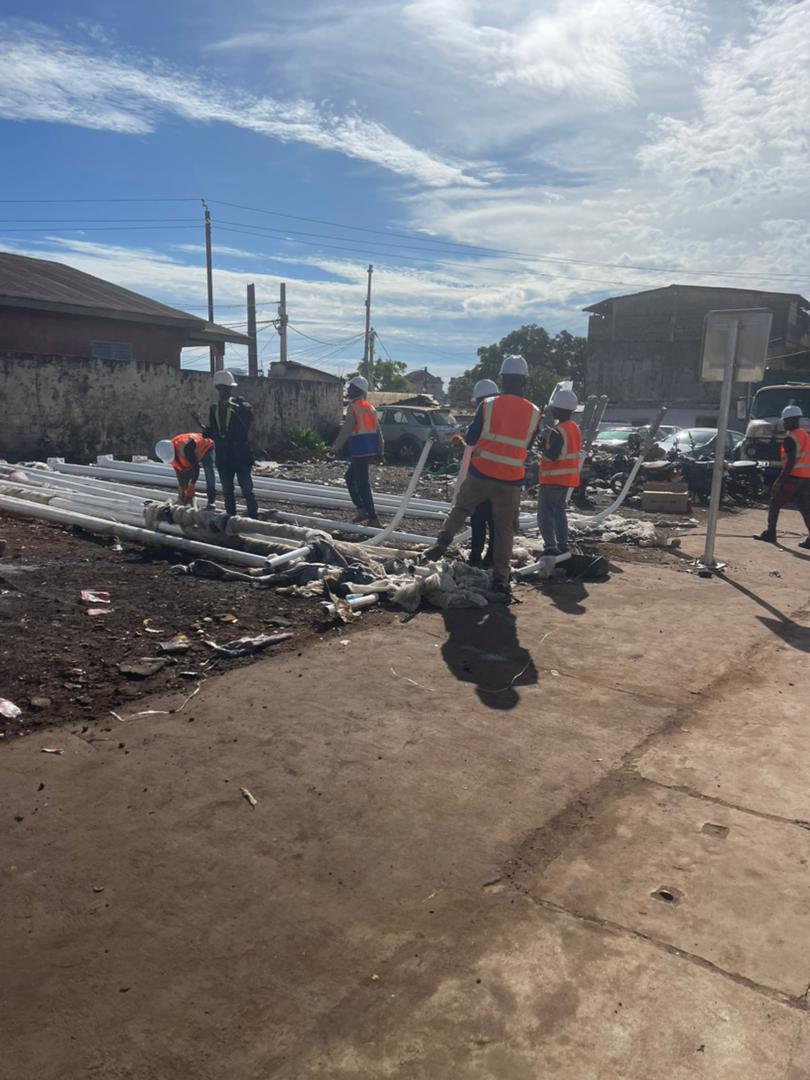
[656,427,744,461]
[593,427,638,451]
[379,405,461,463]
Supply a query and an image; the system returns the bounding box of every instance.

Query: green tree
[346,358,411,392]
[448,325,586,406]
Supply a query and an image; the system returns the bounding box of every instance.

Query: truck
[741,382,810,467]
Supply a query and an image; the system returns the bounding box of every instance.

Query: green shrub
[285,427,331,461]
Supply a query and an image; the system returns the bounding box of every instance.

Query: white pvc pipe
[321,593,379,617]
[267,510,435,545]
[364,436,434,545]
[0,494,272,567]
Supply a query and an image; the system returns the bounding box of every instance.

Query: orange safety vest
[348,399,380,457]
[171,432,213,471]
[781,427,810,479]
[540,420,583,487]
[471,395,541,483]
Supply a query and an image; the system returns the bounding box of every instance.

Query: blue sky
[0,1,808,380]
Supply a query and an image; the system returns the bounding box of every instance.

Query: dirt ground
[3,507,809,1079]
[0,514,381,740]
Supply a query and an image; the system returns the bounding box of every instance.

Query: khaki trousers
[437,473,522,582]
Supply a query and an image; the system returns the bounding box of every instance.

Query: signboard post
[699,308,772,569]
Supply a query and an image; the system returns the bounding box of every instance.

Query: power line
[210,198,810,284]
[0,197,199,204]
[288,323,365,348]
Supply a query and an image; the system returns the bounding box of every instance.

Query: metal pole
[702,319,738,567]
[247,283,258,377]
[362,264,373,379]
[203,200,215,373]
[278,283,288,365]
[367,328,375,389]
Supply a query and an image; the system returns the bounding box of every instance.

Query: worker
[155,432,216,507]
[755,405,810,548]
[537,387,582,555]
[205,370,258,517]
[424,355,541,593]
[332,375,384,527]
[468,378,499,567]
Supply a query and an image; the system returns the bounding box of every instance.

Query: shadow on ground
[441,607,538,710]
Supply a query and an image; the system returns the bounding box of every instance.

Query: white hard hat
[155,439,175,464]
[549,387,578,411]
[782,405,803,420]
[213,369,237,387]
[499,354,529,377]
[472,378,498,402]
[348,375,369,393]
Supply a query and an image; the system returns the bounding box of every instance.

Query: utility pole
[202,199,217,372]
[277,282,288,365]
[367,328,376,388]
[246,283,258,377]
[362,264,373,381]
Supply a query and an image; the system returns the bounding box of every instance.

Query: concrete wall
[0,307,187,366]
[0,354,342,462]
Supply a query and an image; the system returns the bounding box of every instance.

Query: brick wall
[0,307,188,365]
[0,355,342,461]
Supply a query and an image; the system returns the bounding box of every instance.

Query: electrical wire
[210,198,810,284]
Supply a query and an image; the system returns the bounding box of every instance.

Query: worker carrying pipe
[155,433,216,507]
[332,375,384,527]
[424,355,541,594]
[536,385,582,556]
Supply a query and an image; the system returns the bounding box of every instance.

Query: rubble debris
[205,633,293,657]
[0,698,22,720]
[79,590,110,606]
[240,787,258,807]
[157,634,191,655]
[118,657,169,679]
[29,696,51,711]
[41,747,64,754]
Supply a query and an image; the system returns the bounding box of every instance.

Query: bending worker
[206,370,258,518]
[756,405,810,548]
[537,386,582,556]
[156,432,216,507]
[332,375,383,527]
[468,378,499,567]
[424,355,541,592]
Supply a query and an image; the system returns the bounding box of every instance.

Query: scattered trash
[371,974,380,981]
[769,569,782,578]
[118,657,169,679]
[41,747,64,754]
[205,633,293,657]
[92,885,105,893]
[179,670,199,679]
[390,667,436,692]
[86,607,112,617]
[79,590,110,606]
[143,626,162,635]
[157,634,191,655]
[550,669,560,677]
[0,698,22,720]
[28,696,51,711]
[217,613,239,623]
[339,639,350,646]
[109,684,200,723]
[240,786,258,807]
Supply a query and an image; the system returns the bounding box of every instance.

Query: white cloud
[0,23,481,187]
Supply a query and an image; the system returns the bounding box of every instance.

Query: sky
[0,0,808,381]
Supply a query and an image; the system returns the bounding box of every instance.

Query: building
[0,251,249,367]
[269,360,342,385]
[584,284,810,429]
[405,367,444,399]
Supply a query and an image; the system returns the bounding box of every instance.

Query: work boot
[352,510,369,524]
[468,551,483,567]
[367,516,383,529]
[754,531,777,543]
[799,538,810,550]
[423,541,449,562]
[491,578,512,597]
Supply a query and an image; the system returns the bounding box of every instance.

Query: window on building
[91,341,133,362]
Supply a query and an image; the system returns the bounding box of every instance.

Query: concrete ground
[2,508,809,1079]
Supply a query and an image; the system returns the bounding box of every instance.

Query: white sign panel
[700,308,772,383]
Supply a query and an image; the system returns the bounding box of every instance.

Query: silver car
[379,406,461,463]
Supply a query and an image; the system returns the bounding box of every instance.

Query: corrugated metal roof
[0,251,249,344]
[583,283,809,314]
